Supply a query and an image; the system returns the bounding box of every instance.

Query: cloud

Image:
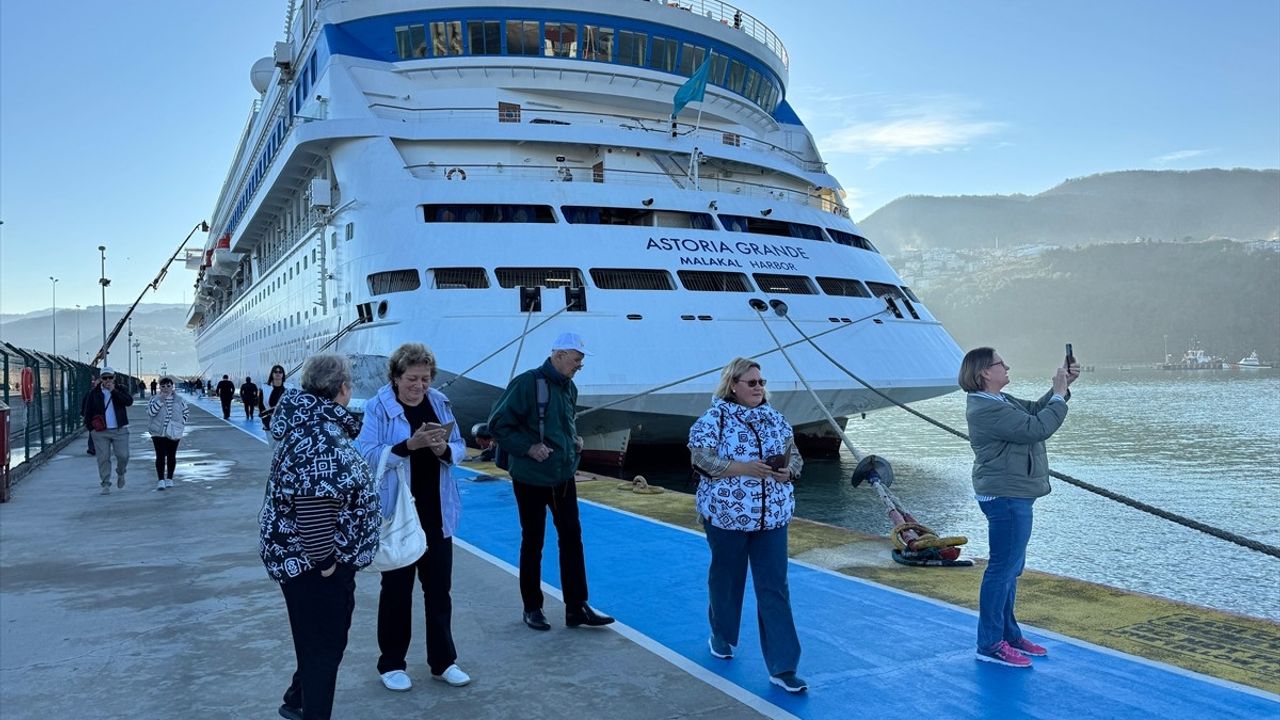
[807,93,1006,159]
[1151,148,1212,165]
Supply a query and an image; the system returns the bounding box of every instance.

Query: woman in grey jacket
[960,347,1078,668]
[146,377,189,490]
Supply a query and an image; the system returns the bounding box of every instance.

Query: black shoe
[523,609,551,631]
[566,604,615,628]
[278,704,303,720]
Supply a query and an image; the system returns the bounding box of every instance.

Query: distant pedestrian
[260,353,379,720]
[81,376,101,456]
[82,367,134,495]
[206,380,213,396]
[216,374,236,420]
[488,332,615,631]
[147,377,189,491]
[960,347,1079,668]
[241,376,261,419]
[261,364,288,433]
[150,379,158,397]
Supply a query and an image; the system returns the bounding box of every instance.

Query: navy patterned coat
[259,389,380,582]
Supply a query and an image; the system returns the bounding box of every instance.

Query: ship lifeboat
[208,234,240,277]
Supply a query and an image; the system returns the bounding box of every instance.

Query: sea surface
[637,368,1280,622]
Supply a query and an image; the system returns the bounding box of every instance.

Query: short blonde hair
[958,347,996,393]
[388,342,436,382]
[714,357,766,402]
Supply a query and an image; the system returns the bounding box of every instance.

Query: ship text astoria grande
[187,0,964,464]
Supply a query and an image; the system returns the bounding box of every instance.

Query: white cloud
[1152,148,1212,165]
[806,93,1006,159]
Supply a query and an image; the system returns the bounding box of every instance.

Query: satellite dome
[250,57,275,94]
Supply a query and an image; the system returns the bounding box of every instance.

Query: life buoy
[20,367,34,403]
[445,167,467,181]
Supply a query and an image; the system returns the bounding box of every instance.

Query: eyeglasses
[989,361,1009,370]
[100,376,115,380]
[739,378,767,388]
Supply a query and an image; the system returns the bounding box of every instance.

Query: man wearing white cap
[81,367,134,494]
[488,332,615,631]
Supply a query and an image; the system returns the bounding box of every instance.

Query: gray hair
[387,342,437,382]
[714,357,766,402]
[301,353,352,400]
[958,347,996,393]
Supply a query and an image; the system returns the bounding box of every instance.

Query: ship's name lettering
[679,256,742,267]
[645,237,810,260]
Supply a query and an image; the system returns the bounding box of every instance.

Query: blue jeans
[977,497,1035,650]
[703,521,800,677]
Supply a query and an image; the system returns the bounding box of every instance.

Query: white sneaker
[156,480,166,491]
[164,479,175,488]
[432,664,471,687]
[379,670,412,692]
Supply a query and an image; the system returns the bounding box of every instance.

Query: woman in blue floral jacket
[688,357,807,693]
[259,353,379,720]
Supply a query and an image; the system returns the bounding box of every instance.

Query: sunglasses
[989,361,1010,370]
[100,376,115,380]
[739,378,767,388]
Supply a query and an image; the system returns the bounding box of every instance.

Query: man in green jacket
[488,332,615,632]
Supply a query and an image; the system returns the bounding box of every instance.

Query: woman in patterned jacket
[146,376,189,490]
[688,357,807,694]
[259,353,379,720]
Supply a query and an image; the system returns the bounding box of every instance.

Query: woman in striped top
[146,377,189,490]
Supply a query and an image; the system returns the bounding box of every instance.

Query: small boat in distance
[1160,339,1225,370]
[1229,351,1271,370]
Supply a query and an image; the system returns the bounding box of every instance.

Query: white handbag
[367,446,427,573]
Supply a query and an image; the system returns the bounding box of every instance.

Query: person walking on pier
[241,376,260,420]
[150,379,158,397]
[688,357,807,693]
[357,343,471,692]
[260,353,379,720]
[147,377,189,490]
[488,332,615,632]
[216,374,236,420]
[960,347,1079,668]
[82,367,134,495]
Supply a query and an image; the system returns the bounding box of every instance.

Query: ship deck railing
[653,0,790,69]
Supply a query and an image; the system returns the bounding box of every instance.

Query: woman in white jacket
[147,377,189,490]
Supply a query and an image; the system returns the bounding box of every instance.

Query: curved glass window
[506,20,541,56]
[618,30,647,66]
[583,25,613,61]
[679,44,707,76]
[469,20,502,55]
[545,22,578,58]
[649,36,678,72]
[431,21,463,56]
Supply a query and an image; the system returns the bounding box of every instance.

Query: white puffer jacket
[147,394,189,440]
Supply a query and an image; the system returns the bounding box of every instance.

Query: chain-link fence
[1,342,146,499]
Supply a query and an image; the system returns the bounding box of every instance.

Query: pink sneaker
[976,640,1032,668]
[1009,637,1047,657]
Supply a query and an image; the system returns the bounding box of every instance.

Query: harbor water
[638,369,1280,622]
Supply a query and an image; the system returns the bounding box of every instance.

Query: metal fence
[1,342,144,478]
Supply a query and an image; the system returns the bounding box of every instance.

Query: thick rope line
[782,315,1280,560]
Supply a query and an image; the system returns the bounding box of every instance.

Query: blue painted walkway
[191,394,1277,719]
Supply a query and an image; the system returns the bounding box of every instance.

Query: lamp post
[49,276,59,356]
[134,340,143,397]
[75,304,82,360]
[98,245,109,364]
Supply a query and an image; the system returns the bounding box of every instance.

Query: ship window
[727,60,746,93]
[562,206,712,229]
[617,30,646,66]
[901,286,921,303]
[495,267,584,288]
[864,282,907,301]
[544,22,577,58]
[744,68,760,99]
[395,24,427,59]
[589,269,675,290]
[430,21,463,57]
[816,277,871,298]
[421,204,555,223]
[648,36,677,72]
[368,270,421,295]
[468,20,502,55]
[709,52,729,85]
[678,270,753,292]
[827,229,879,253]
[582,25,613,62]
[506,20,541,56]
[718,214,825,241]
[498,101,521,123]
[754,273,817,295]
[430,267,490,289]
[679,44,707,77]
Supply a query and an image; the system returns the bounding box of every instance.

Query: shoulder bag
[367,445,427,573]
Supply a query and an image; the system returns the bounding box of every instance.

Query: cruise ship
[186,0,964,464]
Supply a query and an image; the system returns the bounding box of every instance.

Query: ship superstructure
[188,0,964,462]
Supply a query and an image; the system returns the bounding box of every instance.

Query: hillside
[0,304,197,375]
[859,169,1280,256]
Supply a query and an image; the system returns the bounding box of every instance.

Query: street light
[134,339,142,397]
[49,276,59,357]
[75,304,82,360]
[98,245,109,364]
[127,318,133,389]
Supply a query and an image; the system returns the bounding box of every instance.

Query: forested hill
[858,169,1279,256]
[921,240,1280,369]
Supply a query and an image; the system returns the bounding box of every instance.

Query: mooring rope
[776,313,1280,560]
[437,303,575,391]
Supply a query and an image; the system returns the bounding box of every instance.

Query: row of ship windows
[420,204,878,252]
[394,20,781,113]
[368,267,919,303]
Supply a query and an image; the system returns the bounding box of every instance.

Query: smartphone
[1065,343,1075,368]
[423,420,457,436]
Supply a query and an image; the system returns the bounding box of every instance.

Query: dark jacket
[82,387,134,430]
[965,390,1068,499]
[216,379,236,400]
[488,358,580,486]
[259,389,380,582]
[240,381,259,405]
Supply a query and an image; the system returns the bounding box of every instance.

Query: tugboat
[1160,340,1225,370]
[1229,351,1271,370]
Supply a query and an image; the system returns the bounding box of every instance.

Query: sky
[1,0,1277,316]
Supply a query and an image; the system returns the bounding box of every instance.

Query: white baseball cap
[99,366,117,377]
[551,332,592,355]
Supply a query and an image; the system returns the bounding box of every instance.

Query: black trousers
[220,397,233,419]
[280,566,356,720]
[244,400,256,419]
[151,436,179,479]
[513,478,588,612]
[376,527,457,675]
